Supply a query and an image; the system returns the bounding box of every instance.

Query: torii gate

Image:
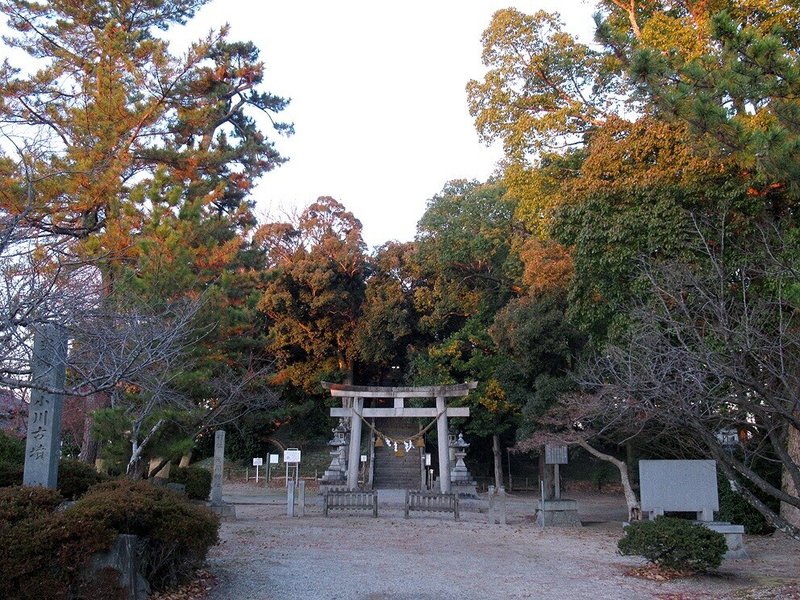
[321,381,476,493]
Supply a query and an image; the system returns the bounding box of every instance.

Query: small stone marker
[211,430,225,505]
[488,485,507,525]
[209,430,236,517]
[23,325,68,489]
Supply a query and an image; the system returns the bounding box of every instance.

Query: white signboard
[269,453,279,464]
[283,448,301,463]
[252,457,263,467]
[360,454,367,463]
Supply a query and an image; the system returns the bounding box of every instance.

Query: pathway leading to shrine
[202,484,800,600]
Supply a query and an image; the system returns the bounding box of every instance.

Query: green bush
[0,508,117,599]
[169,465,212,500]
[0,486,115,600]
[58,459,108,500]
[0,486,64,526]
[618,517,727,572]
[0,430,24,464]
[0,431,25,488]
[69,479,220,589]
[0,479,219,597]
[717,474,775,535]
[0,461,23,487]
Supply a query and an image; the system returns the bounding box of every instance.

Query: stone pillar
[210,430,225,505]
[23,325,68,489]
[346,397,363,490]
[436,396,450,493]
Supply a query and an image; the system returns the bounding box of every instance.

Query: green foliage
[490,289,584,435]
[0,486,64,526]
[467,9,619,158]
[58,459,108,501]
[0,486,115,600]
[0,479,219,597]
[0,430,24,465]
[618,517,727,571]
[69,479,219,589]
[0,508,117,600]
[0,462,23,487]
[0,432,25,487]
[716,473,775,535]
[169,466,212,500]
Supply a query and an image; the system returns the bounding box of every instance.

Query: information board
[283,448,301,463]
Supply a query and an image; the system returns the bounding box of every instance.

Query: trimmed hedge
[618,516,727,571]
[0,479,220,597]
[0,487,115,600]
[69,479,220,589]
[0,486,64,526]
[168,465,212,500]
[58,459,108,500]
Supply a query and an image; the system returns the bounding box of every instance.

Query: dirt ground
[199,482,800,600]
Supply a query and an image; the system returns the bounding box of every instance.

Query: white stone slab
[639,459,719,518]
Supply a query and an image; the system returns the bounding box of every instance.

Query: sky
[178,1,598,250]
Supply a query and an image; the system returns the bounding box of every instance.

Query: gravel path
[203,484,800,600]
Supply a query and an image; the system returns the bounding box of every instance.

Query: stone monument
[535,444,581,527]
[638,459,746,558]
[23,325,68,489]
[209,430,235,517]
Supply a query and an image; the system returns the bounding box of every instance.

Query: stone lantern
[449,432,477,498]
[320,419,349,491]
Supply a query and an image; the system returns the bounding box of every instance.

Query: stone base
[697,521,747,559]
[451,481,479,499]
[319,482,348,495]
[535,499,581,527]
[210,503,236,518]
[87,534,150,600]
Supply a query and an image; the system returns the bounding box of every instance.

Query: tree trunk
[493,434,503,489]
[79,392,109,464]
[576,439,641,521]
[782,414,800,529]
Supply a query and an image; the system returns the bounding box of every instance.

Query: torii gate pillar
[436,396,450,493]
[346,397,363,490]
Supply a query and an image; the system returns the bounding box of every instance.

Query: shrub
[169,465,212,500]
[717,473,775,535]
[0,461,23,487]
[618,517,727,572]
[69,479,220,589]
[0,486,64,527]
[0,486,115,600]
[58,459,108,500]
[0,430,24,464]
[0,431,25,488]
[0,508,116,599]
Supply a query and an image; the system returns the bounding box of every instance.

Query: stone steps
[372,417,423,489]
